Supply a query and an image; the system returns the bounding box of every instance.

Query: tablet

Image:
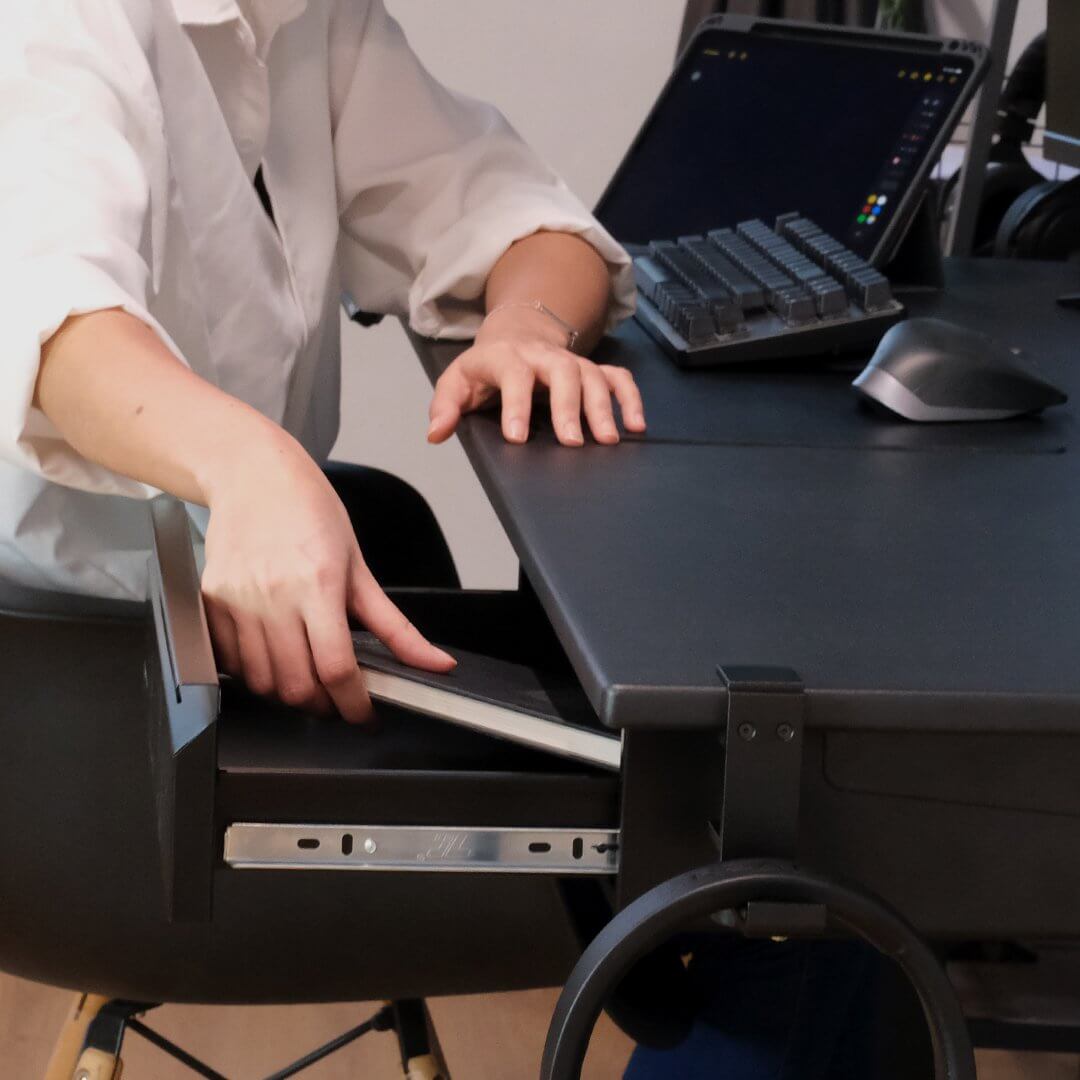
[596,15,987,265]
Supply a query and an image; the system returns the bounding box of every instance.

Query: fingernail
[437,648,457,668]
[508,418,526,442]
[632,412,646,429]
[563,424,584,445]
[602,423,619,441]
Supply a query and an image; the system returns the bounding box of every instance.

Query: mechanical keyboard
[630,213,905,367]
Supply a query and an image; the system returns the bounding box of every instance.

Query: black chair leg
[392,999,451,1079]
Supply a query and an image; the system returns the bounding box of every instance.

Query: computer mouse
[852,317,1067,422]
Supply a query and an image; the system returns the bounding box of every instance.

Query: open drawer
[146,499,620,922]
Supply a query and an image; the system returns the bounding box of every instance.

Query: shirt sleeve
[329,0,636,341]
[0,1,173,498]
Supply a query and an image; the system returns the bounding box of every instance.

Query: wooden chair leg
[393,1000,450,1080]
[44,994,121,1080]
[405,1056,446,1080]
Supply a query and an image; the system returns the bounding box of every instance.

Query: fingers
[265,612,334,715]
[496,362,535,444]
[204,594,240,675]
[304,598,374,724]
[581,363,620,445]
[205,558,366,719]
[532,355,643,446]
[431,344,645,448]
[601,365,647,433]
[234,614,275,699]
[539,353,584,446]
[348,559,456,673]
[428,367,472,444]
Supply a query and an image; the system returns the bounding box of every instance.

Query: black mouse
[852,317,1067,422]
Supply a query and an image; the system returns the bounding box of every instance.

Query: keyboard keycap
[678,237,764,310]
[709,230,789,294]
[808,277,848,317]
[772,287,817,325]
[776,215,826,252]
[826,252,868,281]
[805,236,846,265]
[651,242,732,305]
[655,281,694,322]
[632,256,671,302]
[812,276,851,315]
[847,269,893,310]
[675,303,717,344]
[710,298,744,334]
[732,222,830,313]
[786,259,830,286]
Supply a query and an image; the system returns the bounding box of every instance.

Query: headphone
[939,33,1080,260]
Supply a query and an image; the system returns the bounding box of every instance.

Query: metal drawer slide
[225,823,620,874]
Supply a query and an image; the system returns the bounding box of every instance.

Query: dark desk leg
[616,728,724,910]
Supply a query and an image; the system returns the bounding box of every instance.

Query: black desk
[410,258,1080,939]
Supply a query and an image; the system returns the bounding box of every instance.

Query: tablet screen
[596,25,978,261]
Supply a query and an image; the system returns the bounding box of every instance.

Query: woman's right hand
[200,428,455,722]
[34,310,450,716]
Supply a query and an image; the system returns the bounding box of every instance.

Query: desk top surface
[411,259,1080,733]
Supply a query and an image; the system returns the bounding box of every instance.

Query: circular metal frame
[541,858,975,1080]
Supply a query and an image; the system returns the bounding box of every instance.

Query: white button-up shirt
[0,0,634,599]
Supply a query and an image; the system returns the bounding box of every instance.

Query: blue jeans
[625,937,880,1080]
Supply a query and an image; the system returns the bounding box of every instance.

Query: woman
[0,0,645,718]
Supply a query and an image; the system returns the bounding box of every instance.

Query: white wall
[331,1,1048,589]
[332,2,685,588]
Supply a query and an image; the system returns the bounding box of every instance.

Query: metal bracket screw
[737,722,757,742]
[363,838,378,854]
[776,723,796,742]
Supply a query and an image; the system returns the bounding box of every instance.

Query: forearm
[484,230,612,354]
[35,308,295,506]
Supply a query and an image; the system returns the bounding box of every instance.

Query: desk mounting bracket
[716,665,805,863]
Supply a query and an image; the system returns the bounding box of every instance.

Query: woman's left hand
[426,306,646,447]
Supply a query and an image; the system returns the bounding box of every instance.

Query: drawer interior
[215,586,620,828]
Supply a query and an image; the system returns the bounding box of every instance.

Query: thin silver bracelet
[484,299,581,352]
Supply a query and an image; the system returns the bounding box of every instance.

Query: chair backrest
[0,579,143,621]
[0,504,219,921]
